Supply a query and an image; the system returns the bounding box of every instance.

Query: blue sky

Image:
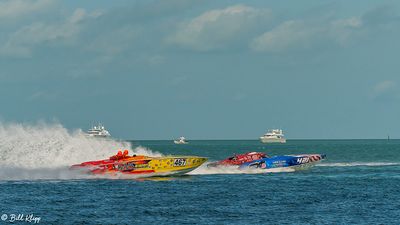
[0,0,399,140]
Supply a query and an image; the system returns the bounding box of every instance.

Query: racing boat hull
[208,152,325,170]
[240,154,325,169]
[259,138,286,143]
[71,155,207,176]
[174,140,188,144]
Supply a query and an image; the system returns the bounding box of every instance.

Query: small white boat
[174,136,188,144]
[85,123,111,138]
[260,129,286,143]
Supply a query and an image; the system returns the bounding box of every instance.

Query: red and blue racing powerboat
[208,152,325,169]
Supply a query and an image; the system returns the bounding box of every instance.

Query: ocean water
[1,126,400,224]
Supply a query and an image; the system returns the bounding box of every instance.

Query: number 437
[173,159,187,166]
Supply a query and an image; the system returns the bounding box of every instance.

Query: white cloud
[329,17,363,45]
[0,0,55,19]
[250,4,400,53]
[372,80,399,101]
[167,4,272,51]
[0,8,101,57]
[331,17,363,28]
[68,8,87,23]
[250,20,320,52]
[250,16,364,52]
[373,80,397,94]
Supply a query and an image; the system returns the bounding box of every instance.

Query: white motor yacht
[174,136,188,144]
[259,129,286,143]
[86,123,111,138]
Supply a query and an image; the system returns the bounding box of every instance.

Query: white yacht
[174,136,188,144]
[259,129,286,143]
[86,123,111,138]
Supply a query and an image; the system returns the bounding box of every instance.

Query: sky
[0,0,399,140]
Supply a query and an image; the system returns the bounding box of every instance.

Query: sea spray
[0,122,161,180]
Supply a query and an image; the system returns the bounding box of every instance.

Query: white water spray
[0,122,160,180]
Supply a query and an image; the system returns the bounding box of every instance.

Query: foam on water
[0,122,161,180]
[189,162,296,175]
[317,162,400,167]
[0,167,91,180]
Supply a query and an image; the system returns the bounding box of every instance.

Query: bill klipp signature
[1,213,41,224]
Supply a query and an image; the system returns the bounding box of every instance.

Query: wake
[189,162,296,175]
[317,162,400,167]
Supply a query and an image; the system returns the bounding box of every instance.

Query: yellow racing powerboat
[71,150,207,176]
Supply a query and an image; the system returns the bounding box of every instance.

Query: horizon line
[123,138,396,141]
